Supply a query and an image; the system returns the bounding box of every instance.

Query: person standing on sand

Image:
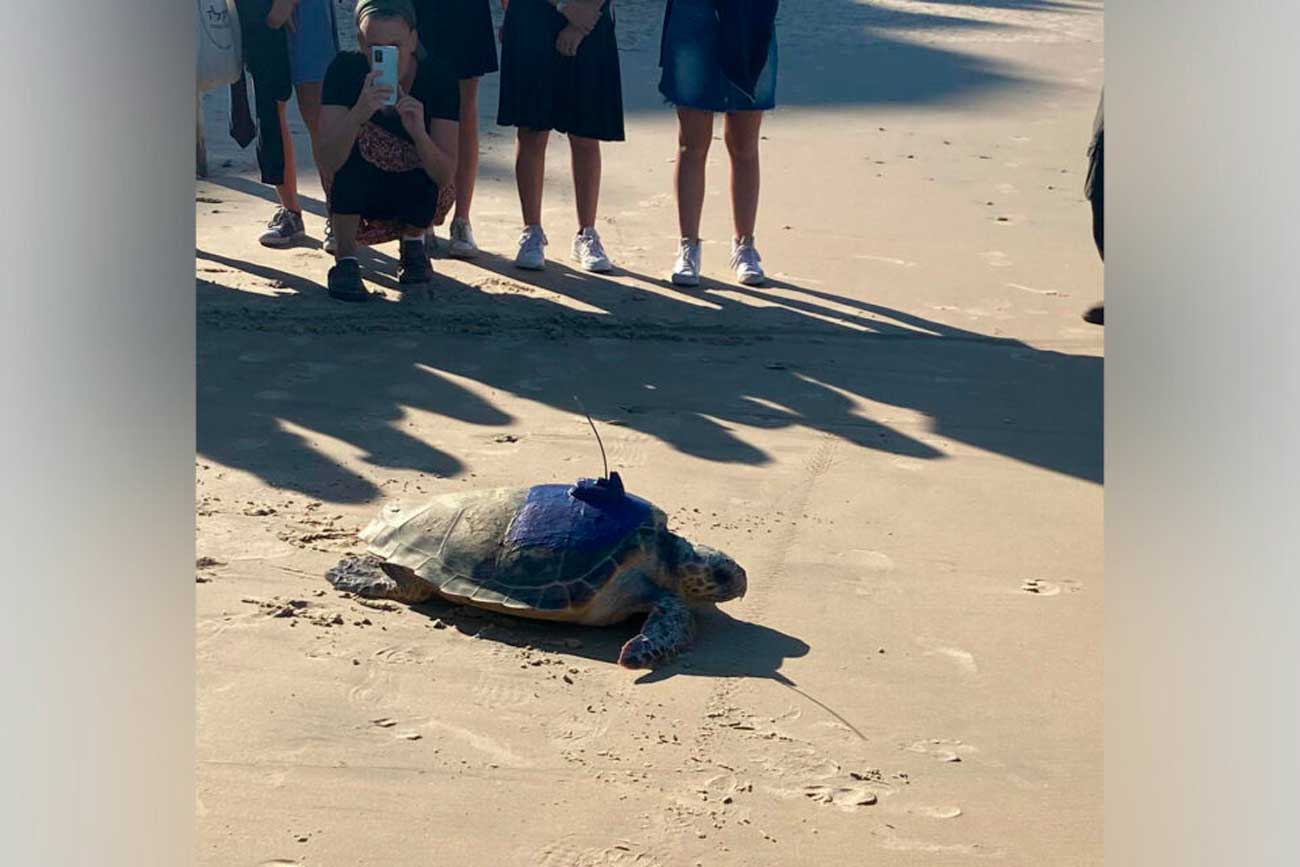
[1082,90,1104,325]
[237,0,341,250]
[660,0,779,288]
[316,0,460,301]
[496,0,624,273]
[413,0,499,258]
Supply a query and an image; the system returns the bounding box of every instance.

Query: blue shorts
[288,0,339,86]
[658,0,778,113]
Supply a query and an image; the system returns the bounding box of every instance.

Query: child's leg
[294,81,332,196]
[273,101,301,214]
[455,78,481,223]
[724,111,764,240]
[516,127,550,227]
[675,108,714,241]
[569,135,602,231]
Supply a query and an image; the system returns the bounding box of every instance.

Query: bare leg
[516,128,550,226]
[569,135,602,230]
[675,108,714,242]
[332,213,361,259]
[293,81,332,196]
[454,78,481,222]
[724,111,763,240]
[273,101,301,214]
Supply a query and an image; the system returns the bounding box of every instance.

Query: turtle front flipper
[619,591,695,669]
[325,554,436,604]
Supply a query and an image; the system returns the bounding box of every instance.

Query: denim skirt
[658,0,778,113]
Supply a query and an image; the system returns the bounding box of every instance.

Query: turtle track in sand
[672,434,886,835]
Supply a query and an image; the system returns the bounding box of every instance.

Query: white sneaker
[572,227,613,272]
[322,218,337,255]
[515,225,547,270]
[730,236,765,286]
[671,238,702,287]
[448,217,479,259]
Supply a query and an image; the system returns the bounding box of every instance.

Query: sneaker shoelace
[677,241,701,273]
[730,243,761,272]
[267,207,291,230]
[519,228,547,254]
[578,231,607,262]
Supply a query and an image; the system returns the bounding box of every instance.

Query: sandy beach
[195,1,1103,864]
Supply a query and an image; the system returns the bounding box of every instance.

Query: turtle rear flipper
[326,555,436,604]
[619,591,695,669]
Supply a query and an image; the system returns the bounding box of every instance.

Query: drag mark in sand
[851,254,918,268]
[680,435,895,828]
[1007,282,1067,298]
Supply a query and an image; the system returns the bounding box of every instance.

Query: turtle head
[668,537,748,603]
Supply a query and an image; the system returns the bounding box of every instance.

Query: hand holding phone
[354,70,393,119]
[370,45,399,107]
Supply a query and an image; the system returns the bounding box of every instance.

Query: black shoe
[398,240,433,285]
[1082,303,1104,325]
[327,259,370,303]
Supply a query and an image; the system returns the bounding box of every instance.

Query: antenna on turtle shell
[573,395,610,480]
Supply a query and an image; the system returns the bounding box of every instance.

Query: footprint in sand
[534,837,665,867]
[373,644,437,666]
[834,549,896,596]
[905,738,978,764]
[546,711,609,746]
[346,666,401,712]
[878,833,989,856]
[980,251,1013,268]
[801,784,878,810]
[474,671,539,710]
[916,638,978,674]
[913,805,963,819]
[841,549,895,573]
[1020,578,1083,596]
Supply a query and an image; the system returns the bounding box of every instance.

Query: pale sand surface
[196,2,1102,864]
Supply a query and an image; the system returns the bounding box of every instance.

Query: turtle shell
[359,478,666,614]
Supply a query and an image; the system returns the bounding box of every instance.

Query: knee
[724,130,759,163]
[678,132,711,162]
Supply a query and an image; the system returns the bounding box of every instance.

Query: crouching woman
[317,0,460,301]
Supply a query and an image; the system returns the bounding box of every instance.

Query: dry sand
[196,1,1103,864]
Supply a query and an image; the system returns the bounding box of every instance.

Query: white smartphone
[370,45,398,107]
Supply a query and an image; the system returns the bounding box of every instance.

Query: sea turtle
[325,473,747,669]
